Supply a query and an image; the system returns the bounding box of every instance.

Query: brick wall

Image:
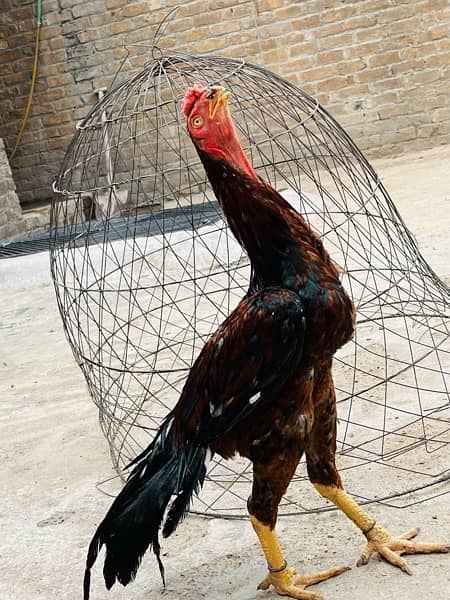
[1,0,449,207]
[0,137,26,241]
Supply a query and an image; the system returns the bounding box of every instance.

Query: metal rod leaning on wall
[10,0,43,161]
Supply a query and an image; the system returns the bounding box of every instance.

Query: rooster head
[182,84,256,178]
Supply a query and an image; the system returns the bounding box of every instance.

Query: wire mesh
[49,49,450,517]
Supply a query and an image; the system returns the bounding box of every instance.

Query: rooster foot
[257,564,349,600]
[357,525,450,574]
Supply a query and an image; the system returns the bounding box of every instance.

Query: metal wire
[49,48,450,518]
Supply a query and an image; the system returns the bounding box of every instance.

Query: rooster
[83,84,449,600]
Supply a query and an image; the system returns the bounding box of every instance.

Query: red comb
[181,84,208,116]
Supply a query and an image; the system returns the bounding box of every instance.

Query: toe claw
[257,576,270,590]
[356,546,373,567]
[401,563,413,576]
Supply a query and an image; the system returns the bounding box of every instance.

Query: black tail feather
[83,419,207,599]
[163,446,208,538]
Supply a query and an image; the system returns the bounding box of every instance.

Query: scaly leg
[307,361,449,575]
[250,514,348,600]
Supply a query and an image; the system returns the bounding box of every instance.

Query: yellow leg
[313,484,374,532]
[249,514,286,571]
[314,483,450,574]
[249,514,349,600]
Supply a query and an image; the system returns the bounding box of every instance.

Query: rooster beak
[208,86,231,119]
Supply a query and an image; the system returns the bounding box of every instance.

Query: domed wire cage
[49,47,450,518]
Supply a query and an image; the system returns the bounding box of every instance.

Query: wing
[172,286,305,444]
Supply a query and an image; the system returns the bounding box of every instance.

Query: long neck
[197,150,311,288]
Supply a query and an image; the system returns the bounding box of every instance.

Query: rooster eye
[191,115,203,128]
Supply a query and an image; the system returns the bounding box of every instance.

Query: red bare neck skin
[200,114,258,180]
[224,136,258,180]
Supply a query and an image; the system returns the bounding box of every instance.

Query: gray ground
[1,145,449,600]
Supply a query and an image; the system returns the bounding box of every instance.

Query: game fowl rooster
[83,85,449,600]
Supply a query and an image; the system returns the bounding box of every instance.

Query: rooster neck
[198,152,317,289]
